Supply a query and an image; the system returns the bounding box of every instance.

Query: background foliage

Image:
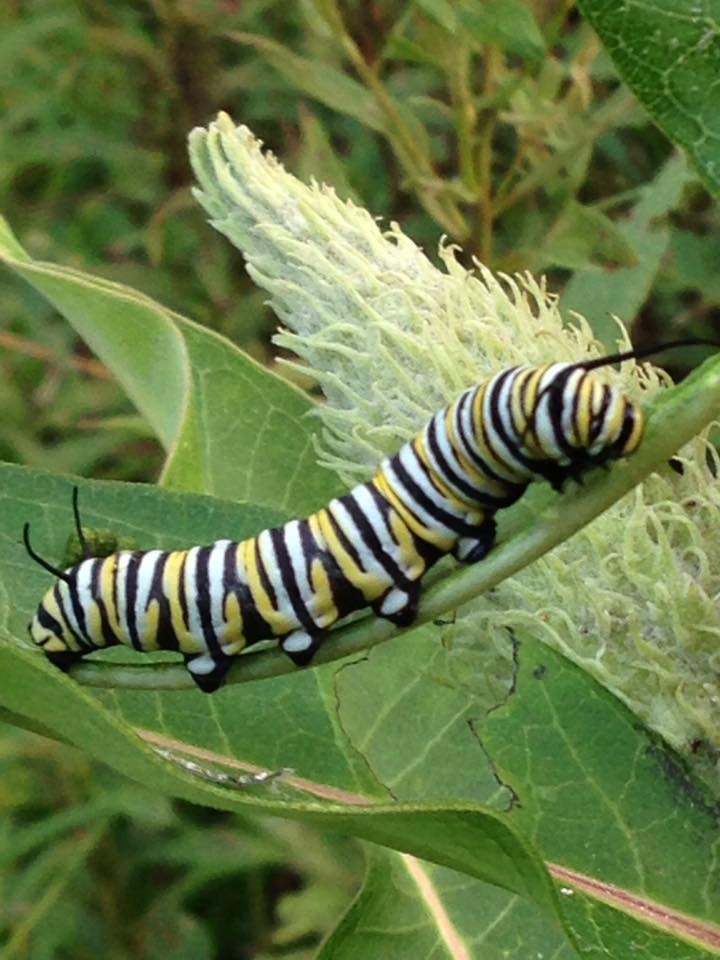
[1,1,719,957]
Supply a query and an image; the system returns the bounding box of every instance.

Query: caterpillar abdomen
[30,480,463,692]
[27,355,650,692]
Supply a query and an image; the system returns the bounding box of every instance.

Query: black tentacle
[22,523,70,583]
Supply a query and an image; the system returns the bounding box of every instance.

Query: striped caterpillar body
[27,354,648,692]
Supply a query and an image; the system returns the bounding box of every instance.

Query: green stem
[449,45,478,195]
[318,0,467,237]
[71,354,720,691]
[474,46,500,263]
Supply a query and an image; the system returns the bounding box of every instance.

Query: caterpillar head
[522,364,645,488]
[522,339,720,481]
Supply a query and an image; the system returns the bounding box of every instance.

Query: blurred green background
[2,0,719,955]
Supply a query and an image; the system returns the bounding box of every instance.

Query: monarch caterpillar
[24,341,710,692]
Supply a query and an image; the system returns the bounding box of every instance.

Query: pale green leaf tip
[189,113,720,785]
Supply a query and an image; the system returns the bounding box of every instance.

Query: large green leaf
[0,640,562,906]
[484,639,720,957]
[332,634,720,956]
[0,216,341,513]
[578,0,720,197]
[319,847,575,960]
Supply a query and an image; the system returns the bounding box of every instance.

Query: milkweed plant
[191,113,720,782]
